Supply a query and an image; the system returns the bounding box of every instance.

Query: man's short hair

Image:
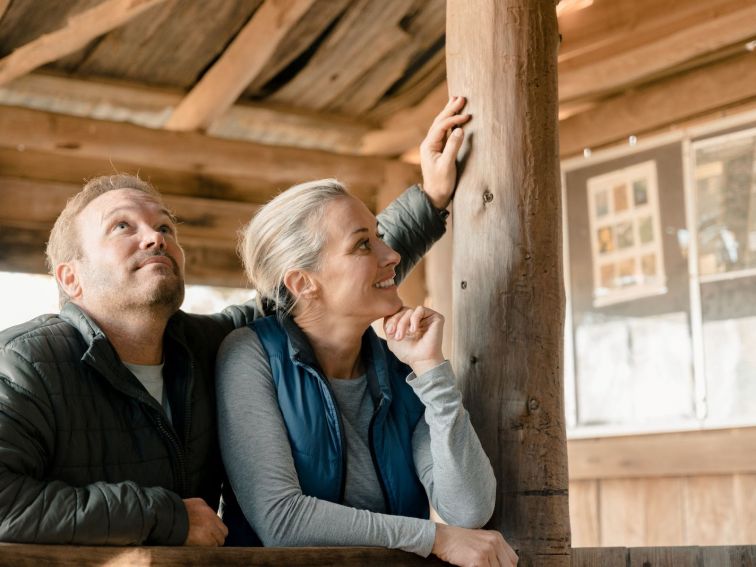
[46,173,166,306]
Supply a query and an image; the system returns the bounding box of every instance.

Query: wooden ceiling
[0,0,755,285]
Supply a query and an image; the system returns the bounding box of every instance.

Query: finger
[384,307,408,336]
[409,306,426,334]
[423,113,471,152]
[394,308,415,340]
[502,540,518,566]
[441,127,465,163]
[432,96,467,127]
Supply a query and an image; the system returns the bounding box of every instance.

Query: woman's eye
[358,239,371,250]
[376,231,386,241]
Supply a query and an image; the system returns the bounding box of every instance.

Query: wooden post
[446,2,570,566]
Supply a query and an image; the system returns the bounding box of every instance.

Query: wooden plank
[560,50,756,156]
[0,544,446,566]
[447,2,569,566]
[701,546,756,567]
[568,427,756,480]
[684,476,738,546]
[569,480,600,547]
[570,547,628,567]
[558,0,756,101]
[270,0,415,111]
[165,0,316,132]
[0,73,372,154]
[629,546,703,567]
[0,0,168,86]
[644,478,685,546]
[0,106,422,207]
[734,474,756,544]
[600,479,646,547]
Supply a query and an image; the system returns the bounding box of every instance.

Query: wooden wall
[568,427,756,547]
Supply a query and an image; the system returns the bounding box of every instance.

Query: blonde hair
[239,179,349,315]
[46,174,169,307]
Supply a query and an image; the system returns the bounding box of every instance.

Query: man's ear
[283,270,318,301]
[56,262,82,301]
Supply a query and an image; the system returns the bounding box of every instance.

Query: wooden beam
[558,1,756,101]
[0,73,372,154]
[165,0,316,132]
[0,106,421,207]
[0,0,168,86]
[559,51,756,157]
[447,2,569,566]
[568,427,756,481]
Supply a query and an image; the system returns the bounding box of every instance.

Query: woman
[216,101,518,567]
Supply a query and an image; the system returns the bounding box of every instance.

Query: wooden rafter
[559,50,756,156]
[165,0,316,132]
[559,1,756,101]
[0,0,168,87]
[0,106,418,206]
[0,73,371,154]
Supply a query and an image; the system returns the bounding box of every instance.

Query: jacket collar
[279,314,393,402]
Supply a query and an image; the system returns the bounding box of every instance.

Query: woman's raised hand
[420,96,471,210]
[433,524,518,567]
[383,306,445,376]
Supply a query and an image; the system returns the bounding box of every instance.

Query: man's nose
[141,227,166,250]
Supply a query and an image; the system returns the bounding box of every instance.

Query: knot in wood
[469,355,478,365]
[482,189,494,204]
[528,398,540,412]
[460,280,467,290]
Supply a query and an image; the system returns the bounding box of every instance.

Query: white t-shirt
[124,361,172,423]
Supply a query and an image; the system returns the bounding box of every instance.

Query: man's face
[71,188,186,315]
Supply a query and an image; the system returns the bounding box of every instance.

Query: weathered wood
[165,0,316,132]
[447,1,569,566]
[568,427,756,480]
[629,546,703,567]
[0,73,372,153]
[701,546,756,567]
[0,0,168,86]
[600,479,646,547]
[735,474,756,544]
[0,106,423,207]
[644,478,685,547]
[570,547,627,567]
[560,50,756,156]
[558,0,756,101]
[0,544,446,567]
[270,0,415,110]
[685,476,738,546]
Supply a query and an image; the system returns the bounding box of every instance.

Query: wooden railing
[0,544,754,566]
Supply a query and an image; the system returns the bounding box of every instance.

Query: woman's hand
[420,96,471,210]
[432,524,518,567]
[384,306,445,376]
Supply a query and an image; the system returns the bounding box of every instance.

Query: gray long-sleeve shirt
[216,327,496,556]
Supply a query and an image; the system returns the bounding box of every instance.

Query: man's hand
[432,524,518,567]
[420,96,471,210]
[183,498,228,547]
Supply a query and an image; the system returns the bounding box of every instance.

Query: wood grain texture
[570,547,627,567]
[0,106,419,206]
[600,479,645,547]
[165,0,317,131]
[569,480,600,547]
[0,0,168,86]
[447,1,569,565]
[684,476,738,546]
[629,546,703,567]
[644,478,685,547]
[734,474,756,544]
[568,427,756,480]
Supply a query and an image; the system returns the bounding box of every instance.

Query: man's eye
[114,222,129,231]
[159,225,173,235]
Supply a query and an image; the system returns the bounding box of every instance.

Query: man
[0,97,469,546]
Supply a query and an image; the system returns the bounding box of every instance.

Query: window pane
[694,133,756,276]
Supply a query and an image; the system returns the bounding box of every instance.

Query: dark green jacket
[0,186,446,545]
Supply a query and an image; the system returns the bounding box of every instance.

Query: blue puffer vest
[223,315,429,546]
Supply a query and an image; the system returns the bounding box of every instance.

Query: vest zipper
[368,397,391,513]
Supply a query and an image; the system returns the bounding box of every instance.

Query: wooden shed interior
[1,1,756,566]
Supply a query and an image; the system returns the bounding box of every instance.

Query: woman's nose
[380,240,401,267]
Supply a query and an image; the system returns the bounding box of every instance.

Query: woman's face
[306,195,402,324]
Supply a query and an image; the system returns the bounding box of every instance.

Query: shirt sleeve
[215,327,437,556]
[409,361,496,528]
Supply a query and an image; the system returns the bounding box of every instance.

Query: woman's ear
[56,262,82,301]
[283,270,318,301]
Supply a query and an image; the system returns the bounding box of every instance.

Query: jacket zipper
[368,397,391,513]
